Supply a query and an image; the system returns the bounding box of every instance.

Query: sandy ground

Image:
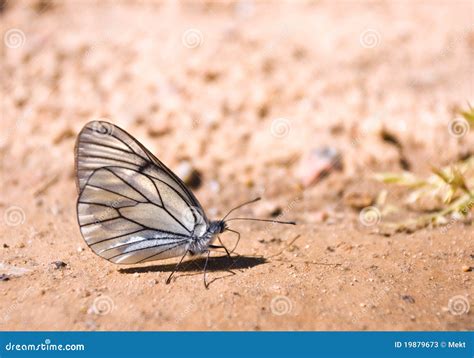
[0,0,473,331]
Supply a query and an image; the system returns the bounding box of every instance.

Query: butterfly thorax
[188,220,226,255]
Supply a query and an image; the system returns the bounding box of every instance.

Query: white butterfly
[75,121,294,287]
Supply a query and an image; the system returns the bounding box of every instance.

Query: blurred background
[0,0,472,331]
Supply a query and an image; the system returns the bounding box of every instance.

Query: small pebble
[401,295,415,304]
[297,147,342,187]
[148,279,158,286]
[344,192,374,209]
[269,206,282,218]
[51,261,67,270]
[462,265,473,272]
[0,274,10,281]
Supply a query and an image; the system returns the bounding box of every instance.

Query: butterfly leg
[209,245,231,259]
[208,236,232,259]
[225,228,241,254]
[203,250,211,289]
[166,250,189,285]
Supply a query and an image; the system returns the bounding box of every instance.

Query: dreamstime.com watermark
[90,295,115,316]
[181,28,204,49]
[448,295,470,316]
[3,205,26,227]
[270,295,293,315]
[4,28,26,49]
[4,339,85,352]
[270,118,291,138]
[359,28,381,49]
[448,118,470,138]
[359,206,382,226]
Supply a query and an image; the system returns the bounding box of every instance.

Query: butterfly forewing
[75,121,209,264]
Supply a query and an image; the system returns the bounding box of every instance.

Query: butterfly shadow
[118,254,267,275]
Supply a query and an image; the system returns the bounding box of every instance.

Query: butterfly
[75,121,295,287]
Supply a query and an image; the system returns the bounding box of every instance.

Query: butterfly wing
[75,121,208,264]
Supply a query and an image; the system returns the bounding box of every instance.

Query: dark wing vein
[89,228,149,247]
[85,183,145,203]
[78,201,139,209]
[81,154,143,167]
[78,140,137,158]
[80,216,122,227]
[103,167,162,207]
[142,171,195,209]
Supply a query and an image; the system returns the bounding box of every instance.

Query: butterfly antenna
[225,217,296,225]
[220,197,262,222]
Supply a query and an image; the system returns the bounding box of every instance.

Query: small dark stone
[3,243,9,248]
[326,246,336,252]
[399,157,411,170]
[185,170,202,189]
[401,295,415,304]
[381,130,402,148]
[269,207,282,218]
[51,261,67,270]
[0,274,10,281]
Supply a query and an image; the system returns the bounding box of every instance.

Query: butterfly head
[208,220,227,235]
